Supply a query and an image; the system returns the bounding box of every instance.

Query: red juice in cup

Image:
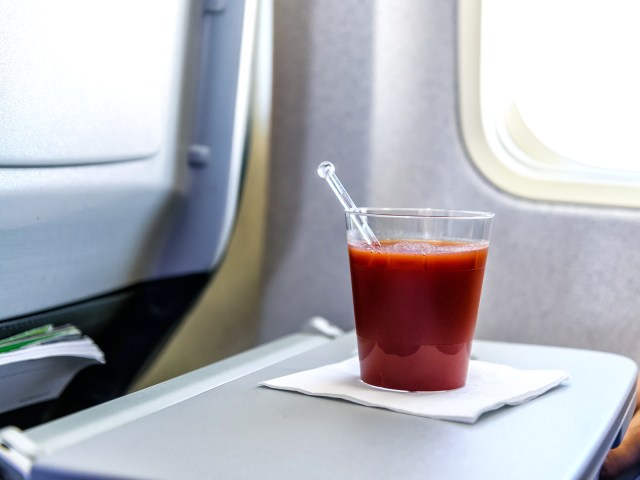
[345,209,493,391]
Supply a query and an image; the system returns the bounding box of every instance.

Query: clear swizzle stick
[317,161,381,248]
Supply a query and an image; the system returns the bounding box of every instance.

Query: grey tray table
[0,331,637,480]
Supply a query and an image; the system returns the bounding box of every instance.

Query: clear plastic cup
[345,208,494,391]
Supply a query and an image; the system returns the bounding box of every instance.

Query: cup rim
[345,208,495,220]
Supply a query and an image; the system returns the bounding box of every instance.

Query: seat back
[0,0,259,427]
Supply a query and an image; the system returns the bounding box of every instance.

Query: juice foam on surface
[348,238,489,255]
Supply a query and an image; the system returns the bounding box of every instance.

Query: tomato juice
[348,239,489,391]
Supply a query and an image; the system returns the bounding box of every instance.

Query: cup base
[360,380,465,394]
[357,336,473,392]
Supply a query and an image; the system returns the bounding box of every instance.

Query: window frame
[458,0,640,208]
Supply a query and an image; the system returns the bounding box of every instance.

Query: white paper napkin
[261,357,569,423]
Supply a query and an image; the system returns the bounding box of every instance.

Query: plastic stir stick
[317,162,381,247]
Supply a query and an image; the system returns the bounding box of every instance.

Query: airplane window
[459,0,640,207]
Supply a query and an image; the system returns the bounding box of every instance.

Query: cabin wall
[260,0,640,365]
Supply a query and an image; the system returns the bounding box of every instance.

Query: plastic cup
[345,208,494,392]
